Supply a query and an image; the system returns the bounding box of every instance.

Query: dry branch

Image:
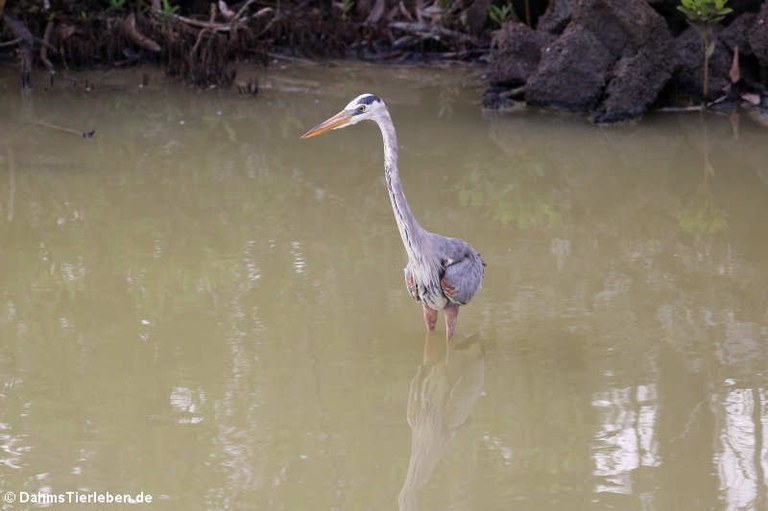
[123,12,161,52]
[3,12,33,42]
[153,2,272,33]
[3,13,33,88]
[389,21,479,45]
[164,12,235,31]
[190,4,217,59]
[35,120,95,138]
[218,0,236,20]
[234,0,260,22]
[40,19,55,74]
[366,0,386,24]
[0,37,21,48]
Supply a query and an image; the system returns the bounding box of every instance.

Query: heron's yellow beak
[301,110,353,139]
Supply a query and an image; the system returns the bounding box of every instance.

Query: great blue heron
[301,93,485,339]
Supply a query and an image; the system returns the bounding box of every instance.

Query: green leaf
[677,0,731,24]
[677,5,696,18]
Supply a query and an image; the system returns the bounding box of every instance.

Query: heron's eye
[357,105,366,113]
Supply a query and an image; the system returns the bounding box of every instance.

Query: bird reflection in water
[398,335,485,511]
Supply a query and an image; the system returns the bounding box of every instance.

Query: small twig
[255,10,281,37]
[266,51,319,65]
[34,36,58,55]
[218,0,236,20]
[3,13,34,42]
[0,37,22,48]
[389,21,479,44]
[657,105,705,113]
[190,28,211,58]
[35,120,95,138]
[164,12,235,31]
[252,7,275,20]
[40,19,55,74]
[158,2,273,32]
[366,0,386,24]
[190,3,218,59]
[399,1,414,21]
[500,85,526,99]
[234,0,259,21]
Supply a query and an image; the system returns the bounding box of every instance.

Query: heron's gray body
[377,99,484,312]
[403,234,484,310]
[302,93,485,338]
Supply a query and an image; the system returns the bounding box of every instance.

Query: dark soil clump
[486,0,768,122]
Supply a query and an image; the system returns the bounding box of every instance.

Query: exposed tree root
[123,12,161,53]
[0,0,491,90]
[3,12,33,88]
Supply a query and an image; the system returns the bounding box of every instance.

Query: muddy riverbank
[1,0,767,122]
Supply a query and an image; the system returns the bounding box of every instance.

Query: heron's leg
[444,304,459,340]
[422,304,437,331]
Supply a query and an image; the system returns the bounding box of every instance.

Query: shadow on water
[398,334,485,511]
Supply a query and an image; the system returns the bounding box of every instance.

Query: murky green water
[0,64,767,511]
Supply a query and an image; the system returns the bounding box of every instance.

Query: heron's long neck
[377,111,426,261]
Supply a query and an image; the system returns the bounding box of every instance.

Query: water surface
[0,64,767,511]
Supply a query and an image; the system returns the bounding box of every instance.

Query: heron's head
[301,93,386,139]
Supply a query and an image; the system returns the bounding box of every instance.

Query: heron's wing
[440,240,485,305]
